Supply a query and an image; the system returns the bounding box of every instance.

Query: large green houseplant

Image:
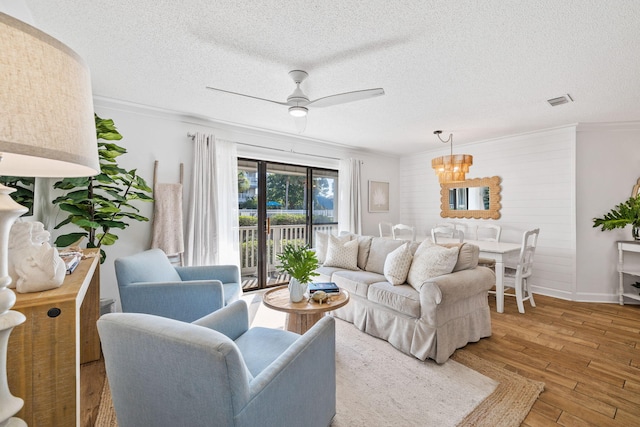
[593,195,640,240]
[276,243,319,302]
[52,114,153,262]
[0,176,35,215]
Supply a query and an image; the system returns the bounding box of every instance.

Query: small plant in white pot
[276,243,319,302]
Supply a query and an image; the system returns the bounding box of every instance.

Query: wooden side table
[7,249,101,427]
[262,285,349,334]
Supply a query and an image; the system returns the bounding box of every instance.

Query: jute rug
[96,316,543,426]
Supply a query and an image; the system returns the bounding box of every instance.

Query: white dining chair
[379,222,393,239]
[501,228,539,313]
[431,227,464,243]
[475,224,502,269]
[392,224,416,241]
[476,224,502,241]
[434,222,464,231]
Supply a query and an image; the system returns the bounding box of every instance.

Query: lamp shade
[0,12,99,178]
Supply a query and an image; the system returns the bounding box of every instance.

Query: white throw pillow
[324,235,359,270]
[406,244,459,291]
[315,232,350,264]
[383,242,413,285]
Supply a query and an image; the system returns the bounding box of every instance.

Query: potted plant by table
[52,114,153,263]
[276,243,319,302]
[593,195,640,240]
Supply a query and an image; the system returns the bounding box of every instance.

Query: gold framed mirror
[440,176,501,219]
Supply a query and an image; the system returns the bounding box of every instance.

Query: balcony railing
[239,223,337,275]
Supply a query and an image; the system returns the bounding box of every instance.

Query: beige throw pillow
[324,235,359,270]
[383,242,413,285]
[315,232,350,264]
[406,244,459,291]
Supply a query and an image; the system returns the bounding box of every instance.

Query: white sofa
[314,233,495,363]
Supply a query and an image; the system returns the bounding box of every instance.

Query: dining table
[430,238,522,313]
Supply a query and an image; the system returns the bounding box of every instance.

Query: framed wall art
[369,180,389,212]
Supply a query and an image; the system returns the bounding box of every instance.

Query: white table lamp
[0,12,100,425]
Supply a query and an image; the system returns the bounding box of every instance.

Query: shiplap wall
[400,126,577,300]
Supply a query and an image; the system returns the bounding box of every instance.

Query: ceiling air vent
[547,94,574,107]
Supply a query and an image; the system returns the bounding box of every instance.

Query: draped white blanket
[150,183,184,256]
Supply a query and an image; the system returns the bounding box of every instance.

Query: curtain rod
[186,132,342,161]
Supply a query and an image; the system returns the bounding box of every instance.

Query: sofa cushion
[439,243,479,272]
[315,232,350,264]
[367,282,421,318]
[364,238,406,274]
[332,270,386,297]
[343,234,374,270]
[324,235,359,270]
[407,244,459,291]
[314,265,345,282]
[383,242,413,285]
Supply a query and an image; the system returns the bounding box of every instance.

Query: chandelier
[431,130,473,183]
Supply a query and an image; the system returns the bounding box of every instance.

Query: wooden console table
[7,249,101,426]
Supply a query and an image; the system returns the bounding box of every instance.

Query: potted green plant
[52,114,153,262]
[276,243,319,302]
[593,195,640,240]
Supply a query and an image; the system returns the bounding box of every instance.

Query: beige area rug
[96,297,544,426]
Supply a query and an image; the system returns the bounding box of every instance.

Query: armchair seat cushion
[235,327,300,377]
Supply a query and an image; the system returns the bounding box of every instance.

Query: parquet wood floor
[81,294,640,426]
[466,294,640,426]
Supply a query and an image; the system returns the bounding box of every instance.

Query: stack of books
[308,282,340,294]
[59,251,82,275]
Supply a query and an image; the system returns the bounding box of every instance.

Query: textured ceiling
[20,0,640,155]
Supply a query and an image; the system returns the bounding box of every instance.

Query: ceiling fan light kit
[431,130,473,183]
[206,70,384,122]
[288,105,308,117]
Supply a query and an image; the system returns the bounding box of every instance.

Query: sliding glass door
[238,159,338,291]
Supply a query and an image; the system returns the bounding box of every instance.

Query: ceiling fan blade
[206,86,289,106]
[307,88,385,108]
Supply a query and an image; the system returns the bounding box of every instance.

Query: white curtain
[185,133,239,267]
[338,158,362,235]
[213,139,240,266]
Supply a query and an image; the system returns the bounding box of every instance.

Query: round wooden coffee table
[262,285,350,334]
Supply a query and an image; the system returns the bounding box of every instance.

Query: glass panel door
[310,169,339,246]
[266,163,308,287]
[238,160,260,289]
[240,159,341,291]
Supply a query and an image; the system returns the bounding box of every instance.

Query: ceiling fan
[206,70,385,118]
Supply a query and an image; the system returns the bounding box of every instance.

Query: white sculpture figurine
[8,221,66,293]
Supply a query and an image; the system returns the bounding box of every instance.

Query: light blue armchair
[97,301,336,427]
[114,248,242,322]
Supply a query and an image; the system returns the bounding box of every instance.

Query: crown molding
[576,121,640,132]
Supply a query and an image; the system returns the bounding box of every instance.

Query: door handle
[266,217,271,235]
